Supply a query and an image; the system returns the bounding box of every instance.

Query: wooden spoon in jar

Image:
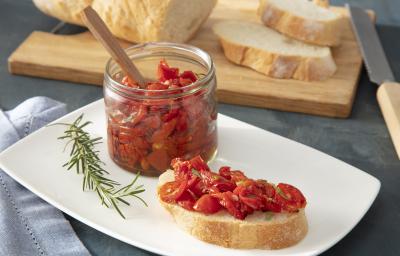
[80,6,146,87]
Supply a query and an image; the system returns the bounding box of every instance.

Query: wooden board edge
[8,60,103,86]
[217,90,352,118]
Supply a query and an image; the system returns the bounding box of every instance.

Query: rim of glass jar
[104,42,215,100]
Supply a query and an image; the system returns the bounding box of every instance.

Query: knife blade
[347,4,400,159]
[347,4,395,84]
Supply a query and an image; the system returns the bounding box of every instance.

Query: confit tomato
[180,70,197,82]
[190,155,210,172]
[176,189,197,211]
[171,158,192,182]
[200,170,236,193]
[147,149,169,171]
[147,82,169,92]
[213,191,246,220]
[275,183,307,212]
[158,60,179,82]
[179,71,197,86]
[193,194,222,214]
[219,166,247,183]
[158,156,307,220]
[130,105,148,126]
[191,179,206,197]
[159,180,188,203]
[107,60,216,175]
[233,182,264,211]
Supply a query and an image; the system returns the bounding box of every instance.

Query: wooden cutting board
[8,0,372,118]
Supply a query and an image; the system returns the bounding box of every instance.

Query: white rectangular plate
[0,99,380,256]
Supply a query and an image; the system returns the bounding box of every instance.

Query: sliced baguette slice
[158,170,308,249]
[213,20,337,81]
[258,0,346,46]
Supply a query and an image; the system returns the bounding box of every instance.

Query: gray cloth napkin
[0,97,91,256]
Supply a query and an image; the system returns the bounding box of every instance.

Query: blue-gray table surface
[1,0,400,255]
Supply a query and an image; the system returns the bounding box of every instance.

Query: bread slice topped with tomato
[157,156,308,249]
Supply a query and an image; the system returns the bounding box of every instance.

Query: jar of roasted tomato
[104,43,217,176]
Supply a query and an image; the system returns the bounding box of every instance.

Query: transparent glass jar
[104,43,218,176]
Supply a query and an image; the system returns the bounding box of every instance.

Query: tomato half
[158,60,179,82]
[147,149,169,171]
[275,183,307,212]
[213,192,246,220]
[193,194,222,214]
[233,185,264,211]
[189,155,209,171]
[176,190,197,211]
[159,180,188,203]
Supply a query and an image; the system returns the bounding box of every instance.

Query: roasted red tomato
[275,183,307,212]
[159,180,187,203]
[193,194,222,214]
[147,149,169,171]
[233,184,263,211]
[158,59,179,82]
[180,70,197,82]
[176,190,197,211]
[200,171,236,193]
[190,155,210,172]
[109,60,216,175]
[191,179,206,197]
[263,198,282,213]
[159,156,307,220]
[218,167,247,184]
[213,191,246,220]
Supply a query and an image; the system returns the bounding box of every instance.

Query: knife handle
[377,82,400,159]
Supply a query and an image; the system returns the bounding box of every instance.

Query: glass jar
[104,42,218,176]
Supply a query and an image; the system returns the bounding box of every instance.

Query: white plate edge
[0,98,382,256]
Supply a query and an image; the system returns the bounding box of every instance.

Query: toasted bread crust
[158,170,308,249]
[258,0,346,46]
[218,37,337,81]
[159,199,308,249]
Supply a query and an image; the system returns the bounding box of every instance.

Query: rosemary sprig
[51,114,147,219]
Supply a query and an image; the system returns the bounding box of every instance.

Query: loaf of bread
[32,0,217,43]
[257,0,346,46]
[213,20,337,81]
[158,170,308,249]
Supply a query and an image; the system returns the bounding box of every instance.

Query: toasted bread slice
[158,170,308,249]
[258,0,346,46]
[213,20,337,81]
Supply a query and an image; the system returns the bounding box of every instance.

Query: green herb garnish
[191,168,201,178]
[236,180,245,186]
[265,212,274,221]
[276,186,289,200]
[51,114,147,219]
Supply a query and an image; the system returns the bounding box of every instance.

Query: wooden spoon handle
[377,82,400,159]
[80,6,145,86]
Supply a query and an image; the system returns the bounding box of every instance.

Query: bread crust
[159,198,308,249]
[32,0,92,26]
[157,170,308,249]
[258,0,346,46]
[218,37,337,81]
[32,0,217,43]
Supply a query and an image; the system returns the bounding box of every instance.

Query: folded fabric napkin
[0,97,90,256]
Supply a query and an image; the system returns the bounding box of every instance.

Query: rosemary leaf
[53,114,147,219]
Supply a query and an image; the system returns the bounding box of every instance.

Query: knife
[347,4,400,159]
